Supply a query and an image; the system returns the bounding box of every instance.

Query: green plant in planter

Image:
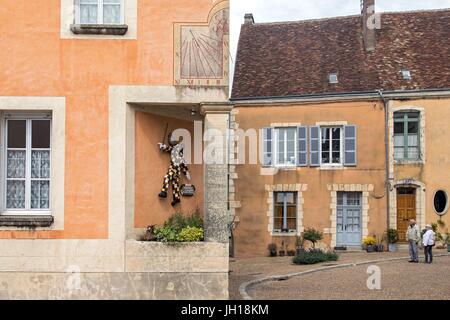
[386,228,399,244]
[154,226,179,243]
[268,243,277,257]
[177,226,204,242]
[303,228,323,249]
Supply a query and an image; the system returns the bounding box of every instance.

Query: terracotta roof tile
[231,9,450,99]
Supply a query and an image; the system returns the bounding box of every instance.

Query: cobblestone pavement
[229,250,450,300]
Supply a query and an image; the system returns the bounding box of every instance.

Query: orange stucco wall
[134,112,204,229]
[392,98,450,229]
[233,101,388,257]
[0,0,217,239]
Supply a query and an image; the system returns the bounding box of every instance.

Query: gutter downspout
[377,89,391,236]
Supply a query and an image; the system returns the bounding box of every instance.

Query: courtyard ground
[229,250,450,300]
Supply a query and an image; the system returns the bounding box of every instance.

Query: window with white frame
[394,111,420,160]
[320,126,342,165]
[77,0,124,25]
[274,192,297,233]
[4,114,51,213]
[275,127,296,166]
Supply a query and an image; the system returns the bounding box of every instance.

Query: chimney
[361,0,378,52]
[244,13,254,25]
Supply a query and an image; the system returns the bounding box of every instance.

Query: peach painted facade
[232,101,388,257]
[0,0,230,299]
[0,0,222,239]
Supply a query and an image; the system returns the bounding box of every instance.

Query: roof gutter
[230,88,450,105]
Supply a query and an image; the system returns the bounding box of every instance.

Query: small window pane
[32,120,51,149]
[80,0,98,24]
[408,122,418,135]
[394,147,404,159]
[332,152,341,163]
[394,122,404,135]
[6,180,26,209]
[7,120,26,148]
[7,151,26,179]
[31,181,50,209]
[394,135,404,147]
[332,128,340,140]
[31,151,51,179]
[104,4,121,24]
[407,147,419,159]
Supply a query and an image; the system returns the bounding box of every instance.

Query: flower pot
[376,244,384,252]
[296,247,305,255]
[366,245,375,253]
[279,250,286,257]
[389,243,398,252]
[447,244,450,252]
[269,251,277,257]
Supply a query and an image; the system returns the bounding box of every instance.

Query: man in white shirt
[422,224,435,264]
[406,219,421,263]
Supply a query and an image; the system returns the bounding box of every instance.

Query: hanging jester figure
[158,131,192,207]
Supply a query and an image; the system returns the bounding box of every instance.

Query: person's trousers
[424,245,433,263]
[408,240,419,262]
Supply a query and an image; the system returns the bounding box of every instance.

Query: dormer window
[329,73,338,84]
[401,70,412,80]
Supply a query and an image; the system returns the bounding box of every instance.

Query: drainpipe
[377,89,391,233]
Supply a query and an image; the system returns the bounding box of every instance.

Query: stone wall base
[0,272,228,300]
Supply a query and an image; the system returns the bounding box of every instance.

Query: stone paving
[229,250,450,300]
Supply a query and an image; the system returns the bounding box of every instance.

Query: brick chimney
[244,13,254,25]
[361,0,378,51]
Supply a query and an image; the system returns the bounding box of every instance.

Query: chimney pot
[244,13,254,25]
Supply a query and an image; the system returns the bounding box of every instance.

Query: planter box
[389,243,398,252]
[125,241,229,273]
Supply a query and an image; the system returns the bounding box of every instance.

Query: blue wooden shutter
[262,127,273,166]
[310,126,320,166]
[344,125,357,166]
[297,126,307,166]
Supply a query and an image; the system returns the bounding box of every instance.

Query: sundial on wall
[174,1,229,87]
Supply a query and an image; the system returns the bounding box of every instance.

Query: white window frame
[3,113,52,216]
[75,0,125,25]
[274,127,297,168]
[320,126,343,167]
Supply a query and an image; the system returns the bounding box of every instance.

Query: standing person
[422,224,436,264]
[406,219,421,263]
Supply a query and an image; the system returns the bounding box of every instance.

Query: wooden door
[397,188,416,242]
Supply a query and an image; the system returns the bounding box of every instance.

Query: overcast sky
[229,0,450,79]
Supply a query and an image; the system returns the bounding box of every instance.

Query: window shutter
[310,126,320,166]
[261,127,273,166]
[344,125,357,166]
[297,126,307,166]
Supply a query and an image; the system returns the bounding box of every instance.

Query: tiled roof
[231,9,450,99]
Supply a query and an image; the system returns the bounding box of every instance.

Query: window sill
[70,24,128,36]
[318,165,345,171]
[271,232,298,237]
[0,215,54,228]
[394,160,424,165]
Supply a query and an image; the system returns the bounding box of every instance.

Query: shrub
[386,228,399,244]
[363,236,377,246]
[292,249,339,265]
[303,228,323,249]
[154,226,179,243]
[164,210,204,231]
[177,226,204,242]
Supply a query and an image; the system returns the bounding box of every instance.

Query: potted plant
[268,243,277,257]
[363,236,377,253]
[303,228,323,249]
[295,234,305,255]
[375,234,384,252]
[387,228,399,252]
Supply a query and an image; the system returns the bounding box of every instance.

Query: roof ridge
[245,7,450,27]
